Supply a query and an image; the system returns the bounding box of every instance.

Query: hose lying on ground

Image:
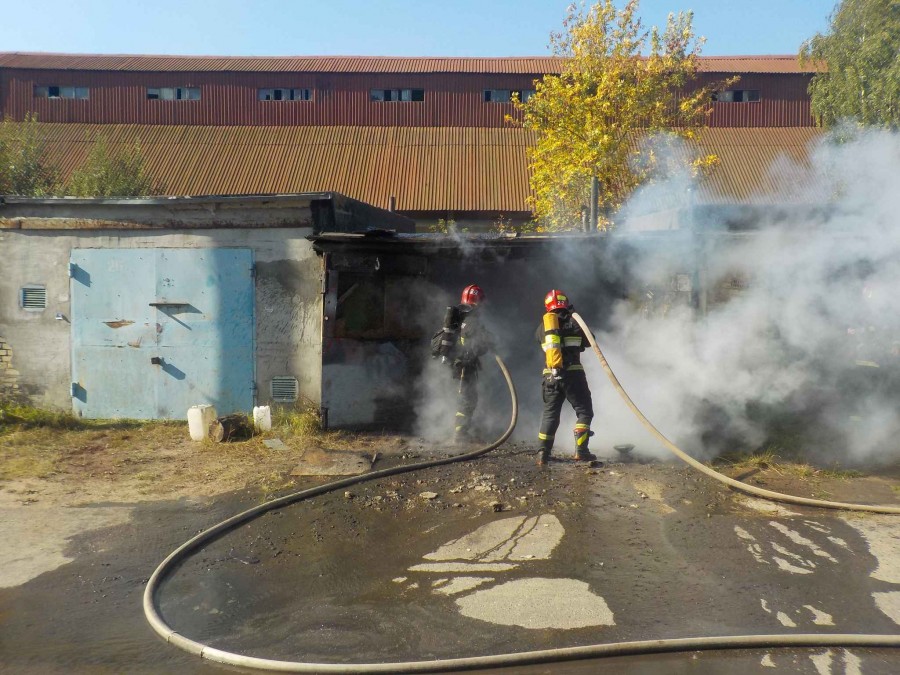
[571,312,900,515]
[144,354,517,669]
[144,353,900,673]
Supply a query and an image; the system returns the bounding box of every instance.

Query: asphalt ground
[2,443,900,674]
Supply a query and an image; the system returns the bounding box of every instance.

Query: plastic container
[253,405,272,432]
[188,404,217,441]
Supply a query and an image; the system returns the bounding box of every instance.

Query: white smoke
[588,128,900,466]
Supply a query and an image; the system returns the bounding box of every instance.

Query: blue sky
[0,0,836,57]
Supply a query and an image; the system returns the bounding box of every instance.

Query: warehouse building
[0,53,821,230]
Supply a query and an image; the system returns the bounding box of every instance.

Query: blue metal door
[70,248,255,419]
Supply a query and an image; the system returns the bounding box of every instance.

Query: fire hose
[144,352,900,672]
[571,312,900,515]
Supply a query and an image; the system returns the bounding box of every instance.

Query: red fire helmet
[461,284,485,306]
[544,289,571,312]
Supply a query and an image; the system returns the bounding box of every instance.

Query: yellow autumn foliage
[514,1,734,230]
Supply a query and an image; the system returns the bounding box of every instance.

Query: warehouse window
[258,88,312,101]
[34,86,89,100]
[484,89,535,103]
[713,89,760,103]
[146,87,201,101]
[370,88,425,102]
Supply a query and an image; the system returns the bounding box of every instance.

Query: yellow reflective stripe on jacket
[563,337,582,347]
[543,365,584,374]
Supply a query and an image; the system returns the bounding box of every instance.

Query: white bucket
[253,405,272,432]
[187,404,217,441]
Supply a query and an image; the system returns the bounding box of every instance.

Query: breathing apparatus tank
[543,311,564,371]
[437,305,463,362]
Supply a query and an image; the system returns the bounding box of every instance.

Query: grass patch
[716,447,781,471]
[0,401,146,434]
[0,404,185,481]
[0,426,63,480]
[714,446,862,481]
[133,470,161,482]
[0,401,85,432]
[272,400,322,437]
[0,452,57,480]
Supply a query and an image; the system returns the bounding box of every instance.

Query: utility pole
[588,176,599,232]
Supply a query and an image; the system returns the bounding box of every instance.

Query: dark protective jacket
[535,310,589,374]
[455,304,492,369]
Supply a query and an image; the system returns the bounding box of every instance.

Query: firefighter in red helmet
[536,289,596,465]
[432,284,492,443]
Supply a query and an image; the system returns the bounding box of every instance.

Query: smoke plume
[589,128,900,466]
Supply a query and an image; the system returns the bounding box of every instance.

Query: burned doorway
[321,251,430,428]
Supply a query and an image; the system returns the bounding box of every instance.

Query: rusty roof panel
[27,123,823,212]
[0,52,820,74]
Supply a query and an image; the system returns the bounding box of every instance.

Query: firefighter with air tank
[432,284,492,444]
[536,289,597,465]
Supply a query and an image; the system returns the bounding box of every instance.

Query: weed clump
[272,400,322,438]
[714,446,862,480]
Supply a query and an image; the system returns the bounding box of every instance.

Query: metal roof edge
[0,192,333,207]
[0,52,820,74]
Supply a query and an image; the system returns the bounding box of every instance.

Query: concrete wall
[0,336,18,398]
[0,227,322,413]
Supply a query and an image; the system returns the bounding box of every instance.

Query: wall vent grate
[271,376,299,403]
[21,286,47,311]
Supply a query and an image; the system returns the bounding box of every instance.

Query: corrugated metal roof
[0,52,820,74]
[695,127,825,204]
[28,123,824,211]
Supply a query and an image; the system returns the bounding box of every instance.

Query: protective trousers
[454,365,479,438]
[538,370,593,455]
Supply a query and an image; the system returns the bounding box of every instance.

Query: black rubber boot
[573,426,596,461]
[537,448,551,466]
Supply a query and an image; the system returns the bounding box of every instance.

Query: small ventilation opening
[271,376,299,403]
[21,285,47,311]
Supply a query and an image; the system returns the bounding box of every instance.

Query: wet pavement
[2,444,900,674]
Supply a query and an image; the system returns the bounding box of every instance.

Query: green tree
[0,113,59,196]
[801,0,900,128]
[65,137,164,197]
[514,0,727,230]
